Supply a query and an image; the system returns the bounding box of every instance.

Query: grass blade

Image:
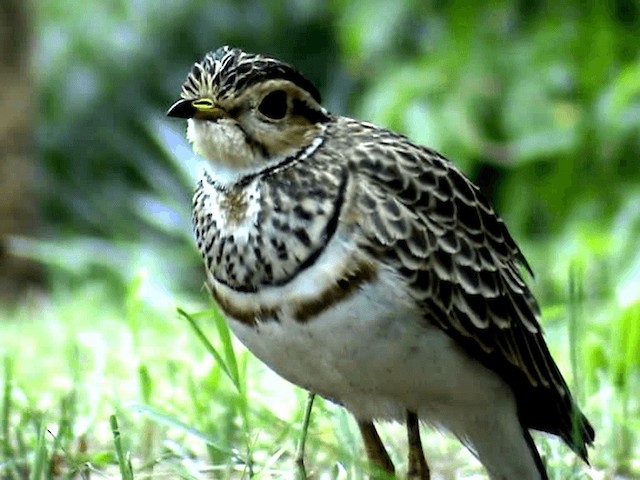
[28,423,47,480]
[128,402,244,461]
[110,414,134,480]
[2,357,11,452]
[2,358,22,480]
[177,308,240,391]
[211,307,240,394]
[295,392,315,480]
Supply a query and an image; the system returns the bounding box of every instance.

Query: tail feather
[563,409,595,463]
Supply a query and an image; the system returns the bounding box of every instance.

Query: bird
[167,46,595,479]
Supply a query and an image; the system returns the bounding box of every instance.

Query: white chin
[187,119,255,170]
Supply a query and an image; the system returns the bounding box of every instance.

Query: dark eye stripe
[292,99,330,124]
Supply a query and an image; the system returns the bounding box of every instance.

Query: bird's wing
[350,128,594,458]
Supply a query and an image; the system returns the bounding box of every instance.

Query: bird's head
[167,46,331,176]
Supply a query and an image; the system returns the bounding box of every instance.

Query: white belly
[228,265,510,422]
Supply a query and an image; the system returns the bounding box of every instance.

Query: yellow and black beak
[166,98,227,120]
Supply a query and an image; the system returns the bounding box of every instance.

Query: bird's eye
[258,90,288,120]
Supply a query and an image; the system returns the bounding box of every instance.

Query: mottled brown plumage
[168,47,594,479]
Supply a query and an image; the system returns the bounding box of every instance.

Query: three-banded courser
[168,46,594,480]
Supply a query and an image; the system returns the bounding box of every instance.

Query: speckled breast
[192,162,348,293]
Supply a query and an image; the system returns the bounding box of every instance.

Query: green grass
[0,262,637,479]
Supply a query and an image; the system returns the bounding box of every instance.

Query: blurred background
[1,0,639,478]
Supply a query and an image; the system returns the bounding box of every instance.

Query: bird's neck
[202,130,327,190]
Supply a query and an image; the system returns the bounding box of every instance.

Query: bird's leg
[406,411,430,480]
[357,420,395,477]
[295,392,315,480]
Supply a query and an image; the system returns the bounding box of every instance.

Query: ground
[0,271,635,479]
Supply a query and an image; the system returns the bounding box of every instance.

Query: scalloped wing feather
[348,121,594,459]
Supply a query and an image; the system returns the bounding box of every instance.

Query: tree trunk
[0,0,42,301]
